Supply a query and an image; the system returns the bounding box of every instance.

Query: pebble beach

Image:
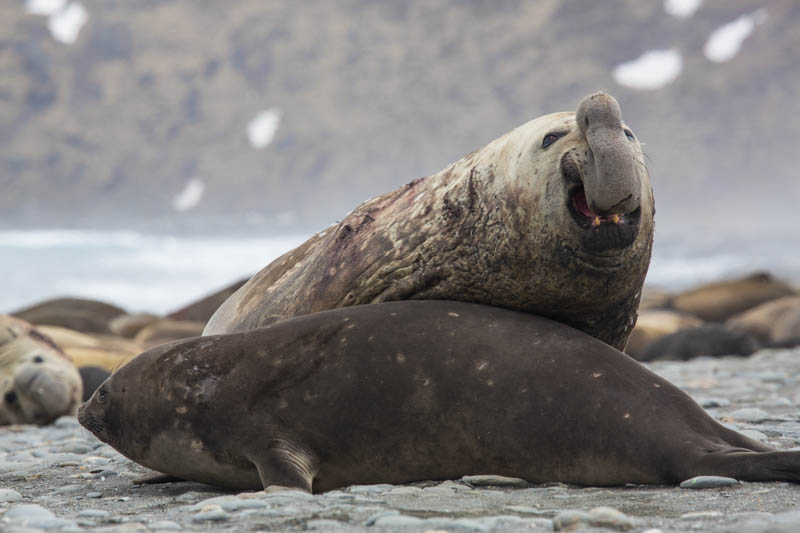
[2,347,800,532]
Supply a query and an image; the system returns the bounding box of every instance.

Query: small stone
[553,510,592,531]
[462,474,530,487]
[347,483,394,494]
[0,488,23,502]
[728,407,770,422]
[175,491,206,503]
[59,443,94,455]
[388,486,423,495]
[149,520,182,529]
[681,510,723,519]
[425,480,472,492]
[588,506,634,531]
[188,495,268,512]
[5,503,56,521]
[53,484,84,495]
[372,514,424,528]
[306,519,350,529]
[504,505,548,516]
[680,476,739,489]
[78,509,110,518]
[86,492,103,498]
[192,504,230,522]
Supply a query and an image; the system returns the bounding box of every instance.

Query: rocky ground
[2,348,800,532]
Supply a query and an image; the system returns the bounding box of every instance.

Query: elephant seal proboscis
[0,315,82,425]
[79,301,798,492]
[205,93,654,351]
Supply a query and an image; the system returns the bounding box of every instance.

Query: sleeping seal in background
[79,301,799,492]
[0,315,82,425]
[205,92,654,351]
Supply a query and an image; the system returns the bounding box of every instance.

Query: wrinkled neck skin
[208,106,654,351]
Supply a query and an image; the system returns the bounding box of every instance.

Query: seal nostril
[5,391,17,404]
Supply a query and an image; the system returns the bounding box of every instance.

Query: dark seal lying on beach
[205,92,654,351]
[79,301,798,492]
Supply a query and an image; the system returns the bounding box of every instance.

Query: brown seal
[204,93,654,351]
[12,297,128,334]
[727,295,800,348]
[0,315,82,425]
[79,301,799,492]
[625,309,703,360]
[669,272,796,323]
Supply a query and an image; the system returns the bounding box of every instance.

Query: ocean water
[2,229,798,315]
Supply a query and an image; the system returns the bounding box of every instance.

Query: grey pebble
[680,476,739,489]
[387,485,423,495]
[462,474,530,487]
[0,461,39,474]
[372,514,424,528]
[174,490,209,503]
[553,507,633,531]
[0,487,23,502]
[77,509,110,518]
[5,503,56,521]
[588,506,635,531]
[306,518,351,529]
[192,505,230,522]
[53,484,84,495]
[5,503,77,530]
[736,510,800,533]
[85,492,102,499]
[56,443,94,455]
[148,520,182,530]
[188,495,268,512]
[347,483,394,494]
[728,407,770,422]
[553,510,592,531]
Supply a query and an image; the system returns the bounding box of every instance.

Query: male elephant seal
[205,93,654,350]
[79,301,798,492]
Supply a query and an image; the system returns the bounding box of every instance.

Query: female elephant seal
[0,315,83,425]
[205,93,654,351]
[80,301,798,492]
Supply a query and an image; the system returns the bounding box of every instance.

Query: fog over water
[2,225,798,315]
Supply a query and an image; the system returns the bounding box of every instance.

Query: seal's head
[519,92,652,256]
[78,337,262,488]
[0,315,83,425]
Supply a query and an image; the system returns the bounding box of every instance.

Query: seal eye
[624,129,635,141]
[5,391,17,405]
[33,355,44,364]
[542,132,565,149]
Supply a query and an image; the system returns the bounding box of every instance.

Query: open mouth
[568,185,641,230]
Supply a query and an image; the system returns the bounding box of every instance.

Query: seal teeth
[592,216,601,227]
[610,214,621,224]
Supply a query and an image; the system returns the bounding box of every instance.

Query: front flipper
[246,439,319,493]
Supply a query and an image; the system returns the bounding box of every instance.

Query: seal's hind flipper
[247,440,318,493]
[693,449,800,483]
